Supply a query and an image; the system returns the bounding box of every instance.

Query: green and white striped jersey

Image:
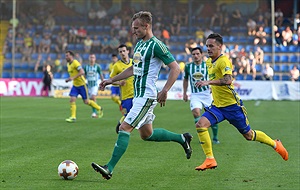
[132,36,175,99]
[184,61,210,93]
[84,64,102,87]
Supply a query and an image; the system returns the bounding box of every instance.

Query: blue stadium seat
[262,46,272,53]
[87,25,95,33]
[104,73,110,79]
[245,45,254,52]
[5,52,12,59]
[27,72,36,78]
[49,53,57,59]
[280,46,289,53]
[158,73,168,80]
[176,54,186,62]
[95,26,104,32]
[255,64,262,72]
[264,27,272,34]
[31,53,39,60]
[169,36,178,43]
[255,75,263,80]
[280,55,289,63]
[274,55,280,62]
[245,74,253,80]
[273,64,280,72]
[273,75,280,81]
[177,73,183,80]
[36,72,43,78]
[18,72,28,78]
[235,74,244,80]
[20,62,29,70]
[281,75,290,81]
[274,46,281,53]
[289,45,299,52]
[100,63,108,71]
[53,72,62,79]
[2,71,11,78]
[67,44,75,50]
[14,63,22,70]
[3,62,12,70]
[280,64,289,72]
[99,54,110,61]
[13,72,19,78]
[263,55,271,63]
[75,44,84,51]
[82,53,89,60]
[290,55,298,63]
[15,53,22,59]
[229,36,237,43]
[223,36,229,43]
[61,72,69,78]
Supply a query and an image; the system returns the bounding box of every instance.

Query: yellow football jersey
[67,59,86,87]
[206,55,240,107]
[110,59,134,100]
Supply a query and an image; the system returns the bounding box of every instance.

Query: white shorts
[190,90,213,110]
[124,97,157,129]
[88,86,99,97]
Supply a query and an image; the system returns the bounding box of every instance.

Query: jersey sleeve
[153,42,175,65]
[183,63,189,79]
[97,64,102,75]
[220,58,232,76]
[74,60,82,71]
[110,63,118,78]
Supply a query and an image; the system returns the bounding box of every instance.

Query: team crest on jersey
[133,52,142,65]
[225,66,231,71]
[192,72,204,80]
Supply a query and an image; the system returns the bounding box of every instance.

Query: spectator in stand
[230,44,239,66]
[96,6,107,24]
[254,26,267,45]
[231,9,243,27]
[42,64,53,97]
[109,36,120,55]
[247,18,256,36]
[40,34,51,54]
[275,8,284,27]
[77,26,87,43]
[221,12,231,36]
[88,8,97,25]
[101,37,110,53]
[185,39,197,55]
[84,35,93,53]
[68,26,77,43]
[75,53,83,64]
[210,4,223,28]
[161,25,170,46]
[169,14,181,35]
[262,63,274,80]
[44,13,55,31]
[33,33,42,54]
[91,35,102,53]
[290,65,299,82]
[195,27,204,46]
[25,23,36,37]
[54,54,63,73]
[221,44,230,58]
[110,15,122,36]
[255,46,264,64]
[204,28,213,41]
[282,26,293,46]
[238,47,247,58]
[292,28,299,45]
[248,49,257,79]
[118,26,129,43]
[57,25,67,36]
[274,25,283,46]
[34,54,45,72]
[15,33,24,53]
[3,33,12,54]
[55,33,68,53]
[24,33,33,48]
[42,25,52,37]
[256,14,265,28]
[21,43,32,62]
[153,23,162,40]
[237,56,250,76]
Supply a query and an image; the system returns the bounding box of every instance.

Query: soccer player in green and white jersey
[183,47,220,144]
[84,54,104,118]
[91,11,192,180]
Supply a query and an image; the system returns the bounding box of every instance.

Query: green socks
[145,128,184,144]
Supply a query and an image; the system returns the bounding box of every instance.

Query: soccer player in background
[91,11,192,180]
[108,54,122,111]
[183,47,220,144]
[194,33,288,171]
[65,50,103,122]
[84,53,104,118]
[110,44,134,134]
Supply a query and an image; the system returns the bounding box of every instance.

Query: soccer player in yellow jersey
[108,54,122,110]
[194,33,288,171]
[65,50,103,122]
[110,44,134,134]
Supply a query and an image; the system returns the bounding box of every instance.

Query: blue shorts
[69,85,88,100]
[202,100,251,134]
[121,98,133,116]
[111,86,120,96]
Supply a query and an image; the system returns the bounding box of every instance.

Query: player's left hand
[157,90,168,107]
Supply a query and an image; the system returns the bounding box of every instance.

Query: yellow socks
[70,102,76,118]
[252,130,276,148]
[88,100,101,110]
[112,96,121,106]
[196,128,214,158]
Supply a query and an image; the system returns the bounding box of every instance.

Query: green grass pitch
[0,97,299,190]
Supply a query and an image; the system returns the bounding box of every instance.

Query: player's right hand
[99,79,112,91]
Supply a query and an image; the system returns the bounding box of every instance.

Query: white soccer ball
[58,160,79,180]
